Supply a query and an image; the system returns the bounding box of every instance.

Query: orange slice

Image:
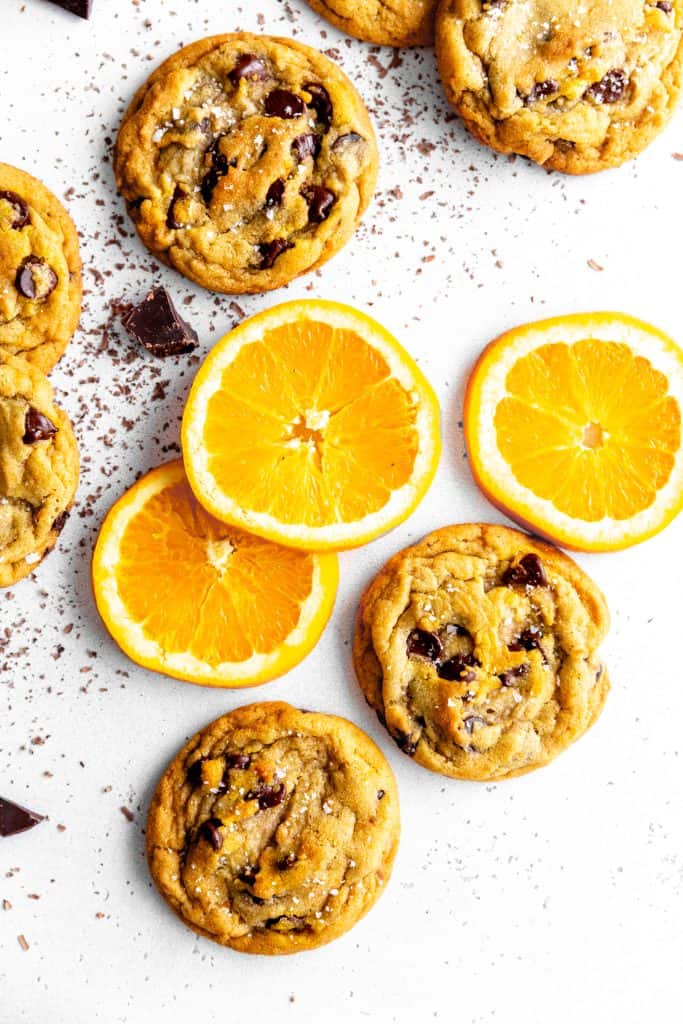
[181,299,441,551]
[464,312,683,551]
[92,460,338,687]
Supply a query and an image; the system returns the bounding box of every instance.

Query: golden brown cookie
[147,702,400,954]
[115,34,379,294]
[435,0,683,173]
[354,524,610,780]
[0,353,79,587]
[305,0,437,46]
[0,164,82,371]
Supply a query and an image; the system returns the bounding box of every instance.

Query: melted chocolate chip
[277,852,297,870]
[199,818,223,851]
[258,238,293,269]
[245,782,286,810]
[186,758,205,787]
[238,865,257,885]
[499,664,530,687]
[265,178,285,208]
[225,753,251,770]
[437,654,478,681]
[0,796,44,837]
[303,82,333,128]
[15,256,58,300]
[406,628,442,661]
[301,185,335,223]
[395,732,418,757]
[292,133,321,162]
[377,789,386,800]
[121,287,198,357]
[509,625,544,653]
[586,69,628,103]
[656,1,673,11]
[463,715,487,735]
[201,137,234,204]
[332,132,364,151]
[23,407,58,444]
[0,190,30,229]
[51,510,70,534]
[166,184,187,229]
[229,54,268,86]
[525,79,558,104]
[264,89,305,119]
[502,553,548,588]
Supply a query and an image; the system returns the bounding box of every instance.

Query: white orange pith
[464,312,683,551]
[181,299,441,550]
[92,460,338,687]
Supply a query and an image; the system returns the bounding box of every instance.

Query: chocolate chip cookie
[0,164,82,371]
[354,524,610,780]
[0,353,79,587]
[147,702,399,954]
[436,0,683,173]
[114,34,379,294]
[304,0,437,46]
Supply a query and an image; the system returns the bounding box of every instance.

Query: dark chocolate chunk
[502,553,548,588]
[46,0,93,17]
[463,715,487,735]
[0,797,44,837]
[51,510,70,534]
[121,287,198,357]
[23,407,58,444]
[277,852,297,870]
[301,184,335,223]
[229,54,268,86]
[200,137,234,204]
[437,654,477,681]
[509,625,544,653]
[238,865,257,885]
[395,732,418,757]
[0,190,30,229]
[199,818,223,850]
[258,238,293,269]
[656,1,673,11]
[586,69,628,103]
[166,184,187,229]
[186,758,205,787]
[15,256,58,300]
[264,89,305,119]
[225,753,251,770]
[499,664,529,687]
[265,178,286,208]
[377,789,386,800]
[525,79,558,104]
[292,133,321,162]
[303,82,333,127]
[406,628,442,661]
[245,782,286,810]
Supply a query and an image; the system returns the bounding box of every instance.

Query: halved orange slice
[181,300,441,551]
[92,460,338,687]
[464,312,683,551]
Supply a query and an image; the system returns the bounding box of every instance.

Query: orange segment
[181,300,441,550]
[92,460,338,687]
[464,313,683,551]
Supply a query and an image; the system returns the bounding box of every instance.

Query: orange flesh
[116,478,315,664]
[202,321,420,527]
[494,339,681,522]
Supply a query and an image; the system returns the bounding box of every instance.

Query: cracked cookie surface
[0,353,79,587]
[0,163,82,371]
[353,524,610,780]
[146,702,400,954]
[115,34,379,294]
[435,0,683,173]
[305,0,437,46]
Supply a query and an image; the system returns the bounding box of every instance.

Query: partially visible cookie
[146,702,400,954]
[0,353,79,587]
[304,0,437,46]
[354,524,610,780]
[115,34,379,294]
[435,0,683,173]
[0,164,82,370]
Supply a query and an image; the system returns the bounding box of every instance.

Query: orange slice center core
[581,421,606,450]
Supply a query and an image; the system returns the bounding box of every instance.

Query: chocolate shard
[47,0,93,17]
[121,287,198,357]
[0,797,44,837]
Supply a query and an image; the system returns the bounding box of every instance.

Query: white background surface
[2,1,683,1021]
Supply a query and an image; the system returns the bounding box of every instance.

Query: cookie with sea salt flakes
[304,0,437,46]
[146,702,400,954]
[114,34,379,294]
[435,0,683,173]
[354,524,610,780]
[0,353,79,587]
[0,163,82,371]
